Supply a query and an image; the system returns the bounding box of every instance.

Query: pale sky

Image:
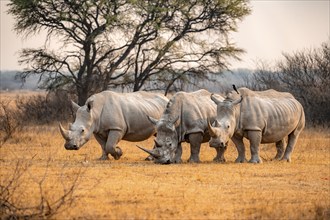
[0,0,329,71]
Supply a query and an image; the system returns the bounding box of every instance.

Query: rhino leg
[105,130,124,160]
[188,133,203,163]
[232,136,246,163]
[174,143,183,163]
[282,131,300,162]
[274,139,285,160]
[247,131,262,163]
[94,134,109,160]
[213,147,227,163]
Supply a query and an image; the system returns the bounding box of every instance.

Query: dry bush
[1,89,74,144]
[16,90,74,125]
[0,100,21,144]
[0,158,82,219]
[253,42,330,126]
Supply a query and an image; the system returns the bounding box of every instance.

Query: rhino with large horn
[208,87,305,163]
[138,89,225,164]
[59,91,168,160]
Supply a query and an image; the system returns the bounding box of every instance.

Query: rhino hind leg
[282,131,300,162]
[247,131,262,163]
[187,133,203,163]
[274,139,285,160]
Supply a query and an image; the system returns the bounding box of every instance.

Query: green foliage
[8,0,251,104]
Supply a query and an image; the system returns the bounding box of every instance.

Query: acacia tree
[8,0,250,104]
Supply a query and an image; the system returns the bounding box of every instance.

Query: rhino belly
[261,124,297,143]
[122,121,156,142]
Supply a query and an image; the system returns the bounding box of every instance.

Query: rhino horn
[59,123,70,140]
[136,145,160,158]
[71,101,80,112]
[207,118,216,137]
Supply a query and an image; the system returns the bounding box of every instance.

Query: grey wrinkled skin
[145,89,225,164]
[208,87,305,163]
[59,91,168,161]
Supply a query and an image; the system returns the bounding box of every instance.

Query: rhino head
[208,94,242,148]
[59,100,94,150]
[137,115,179,164]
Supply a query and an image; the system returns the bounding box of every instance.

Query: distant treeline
[0,69,254,92]
[0,71,40,91]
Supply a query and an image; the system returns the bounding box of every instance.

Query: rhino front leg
[94,134,109,160]
[174,143,183,163]
[248,131,262,163]
[188,133,203,163]
[231,135,246,163]
[105,130,124,160]
[213,147,227,162]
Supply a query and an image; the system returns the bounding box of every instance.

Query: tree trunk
[77,86,89,106]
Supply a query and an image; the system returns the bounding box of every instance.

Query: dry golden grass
[1,124,329,219]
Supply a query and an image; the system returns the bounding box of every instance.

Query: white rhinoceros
[138,89,225,164]
[59,91,168,160]
[208,87,305,163]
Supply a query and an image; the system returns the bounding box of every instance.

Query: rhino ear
[71,101,80,112]
[170,115,179,125]
[211,94,223,105]
[147,116,159,125]
[86,100,94,112]
[232,96,243,105]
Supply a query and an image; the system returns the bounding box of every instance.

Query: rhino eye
[81,129,85,133]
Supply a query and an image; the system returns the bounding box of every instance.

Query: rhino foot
[248,157,262,163]
[174,158,182,164]
[273,155,282,161]
[188,157,200,163]
[274,152,284,161]
[99,155,109,160]
[213,156,226,163]
[235,157,246,163]
[281,156,291,162]
[113,147,123,160]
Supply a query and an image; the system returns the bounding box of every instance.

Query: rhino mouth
[65,143,79,150]
[155,159,171,164]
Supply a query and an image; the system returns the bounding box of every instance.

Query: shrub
[16,90,74,125]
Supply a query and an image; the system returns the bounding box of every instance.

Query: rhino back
[238,89,304,143]
[92,91,168,141]
[164,89,218,140]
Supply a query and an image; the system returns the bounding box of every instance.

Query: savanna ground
[0,92,329,219]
